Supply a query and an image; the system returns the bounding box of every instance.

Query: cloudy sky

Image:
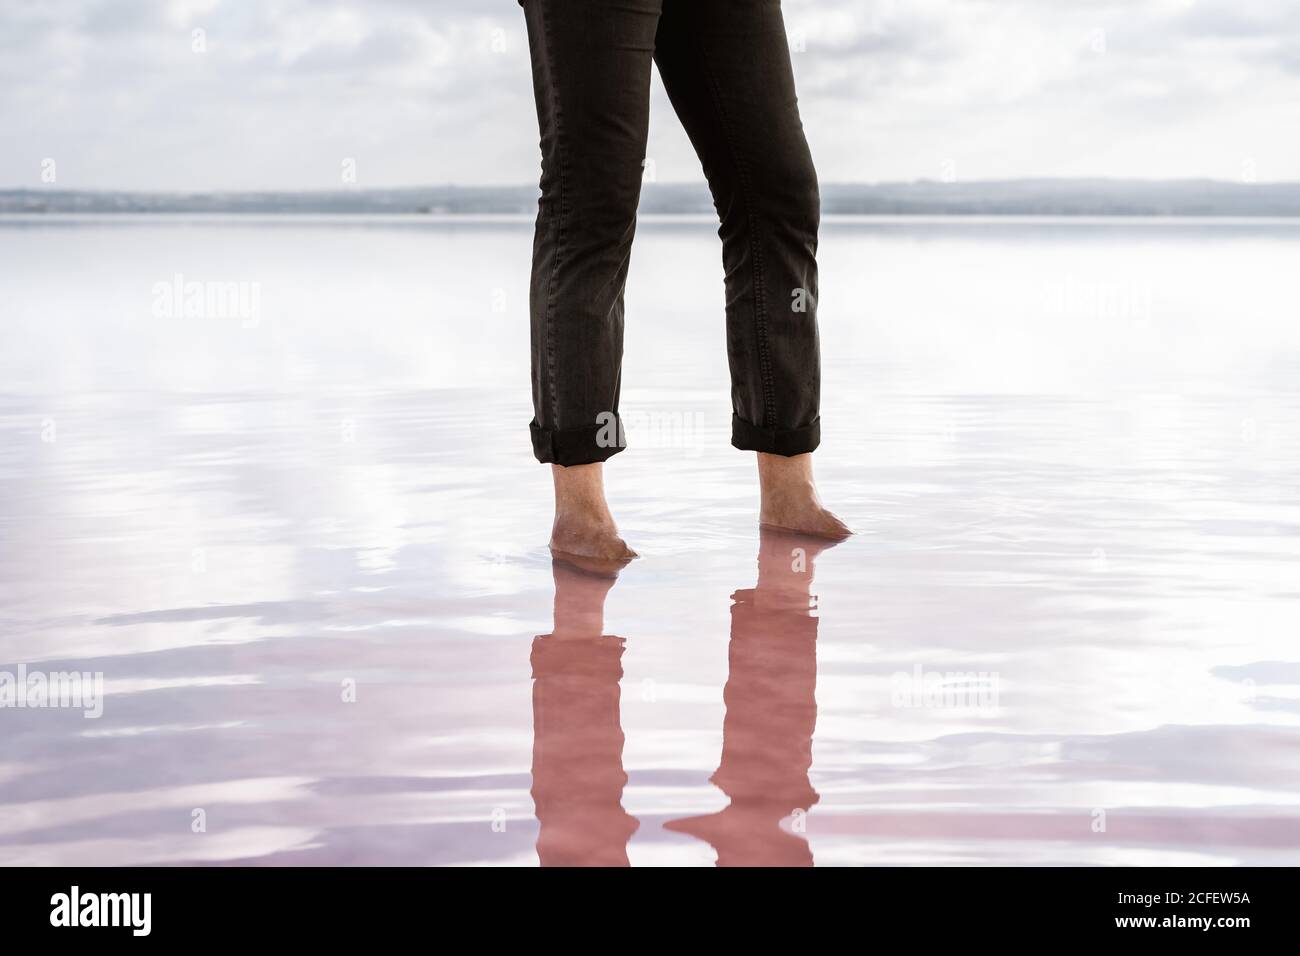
[2,0,1298,190]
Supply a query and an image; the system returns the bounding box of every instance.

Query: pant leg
[521,0,662,466]
[653,0,822,456]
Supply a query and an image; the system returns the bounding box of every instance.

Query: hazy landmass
[3,180,1300,216]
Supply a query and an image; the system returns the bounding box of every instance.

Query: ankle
[551,462,616,524]
[554,504,616,530]
[761,475,817,499]
[757,450,814,485]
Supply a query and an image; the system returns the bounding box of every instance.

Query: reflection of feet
[548,555,622,638]
[751,526,845,609]
[666,524,829,867]
[757,525,845,561]
[533,555,637,866]
[667,806,814,867]
[757,452,852,540]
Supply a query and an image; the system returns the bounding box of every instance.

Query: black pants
[522,0,822,466]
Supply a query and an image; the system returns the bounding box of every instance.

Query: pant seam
[537,0,567,429]
[695,36,777,429]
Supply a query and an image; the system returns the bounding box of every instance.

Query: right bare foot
[549,462,637,563]
[757,452,852,540]
[550,517,637,565]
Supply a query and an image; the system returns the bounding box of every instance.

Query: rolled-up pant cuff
[730,414,820,456]
[530,417,626,466]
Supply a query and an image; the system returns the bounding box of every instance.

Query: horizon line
[3,176,1299,195]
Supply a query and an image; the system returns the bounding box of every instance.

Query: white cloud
[1,0,1297,189]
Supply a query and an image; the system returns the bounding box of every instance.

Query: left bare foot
[548,462,638,561]
[756,452,852,540]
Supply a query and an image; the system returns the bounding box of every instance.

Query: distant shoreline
[4,179,1300,217]
[5,212,1300,227]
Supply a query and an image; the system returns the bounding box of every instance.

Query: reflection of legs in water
[530,558,639,866]
[667,528,839,866]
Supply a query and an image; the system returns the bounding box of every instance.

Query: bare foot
[547,556,622,637]
[549,463,638,562]
[756,452,852,540]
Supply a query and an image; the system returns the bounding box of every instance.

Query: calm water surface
[1,216,1298,865]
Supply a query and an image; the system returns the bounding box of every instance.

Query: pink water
[1,216,1298,865]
